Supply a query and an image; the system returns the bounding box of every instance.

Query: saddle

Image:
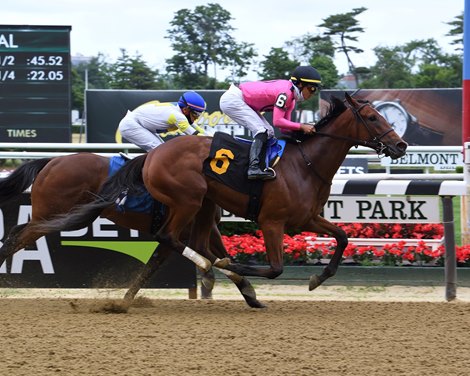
[202,132,287,221]
[108,156,166,234]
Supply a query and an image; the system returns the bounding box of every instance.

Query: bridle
[314,101,394,156]
[296,99,395,185]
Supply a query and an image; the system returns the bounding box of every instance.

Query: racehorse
[0,154,263,308]
[27,93,407,291]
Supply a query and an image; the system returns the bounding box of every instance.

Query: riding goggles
[306,85,318,94]
[190,109,203,119]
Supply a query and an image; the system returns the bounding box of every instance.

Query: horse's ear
[345,92,355,106]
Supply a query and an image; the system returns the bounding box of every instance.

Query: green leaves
[165,3,256,85]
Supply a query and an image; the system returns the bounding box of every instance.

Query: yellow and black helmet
[290,66,322,87]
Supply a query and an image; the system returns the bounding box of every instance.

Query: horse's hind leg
[122,244,172,305]
[155,208,213,273]
[199,267,215,299]
[0,223,31,265]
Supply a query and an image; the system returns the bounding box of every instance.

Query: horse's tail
[26,154,148,235]
[100,153,147,200]
[0,158,52,206]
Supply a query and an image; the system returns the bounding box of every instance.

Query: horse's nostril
[397,142,408,152]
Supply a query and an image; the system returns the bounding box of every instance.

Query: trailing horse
[0,153,263,308]
[28,93,407,296]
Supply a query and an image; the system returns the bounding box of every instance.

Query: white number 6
[275,93,287,108]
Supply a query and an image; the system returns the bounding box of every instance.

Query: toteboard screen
[0,25,72,142]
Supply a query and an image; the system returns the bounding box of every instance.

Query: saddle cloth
[202,132,286,195]
[108,156,155,214]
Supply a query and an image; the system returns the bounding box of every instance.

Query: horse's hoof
[309,275,321,291]
[200,292,213,300]
[213,257,230,268]
[246,299,267,309]
[201,276,215,291]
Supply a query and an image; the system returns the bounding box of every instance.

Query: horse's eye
[368,115,377,121]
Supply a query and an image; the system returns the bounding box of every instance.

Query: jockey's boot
[247,132,275,180]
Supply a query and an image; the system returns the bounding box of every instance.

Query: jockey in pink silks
[219,66,322,180]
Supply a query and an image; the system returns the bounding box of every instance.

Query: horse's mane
[282,95,347,143]
[313,95,347,131]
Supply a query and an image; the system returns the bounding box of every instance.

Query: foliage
[360,45,413,89]
[317,7,367,87]
[309,55,339,90]
[76,53,112,90]
[221,223,470,267]
[69,6,463,111]
[445,12,464,50]
[70,68,85,113]
[165,3,256,85]
[361,38,462,89]
[259,47,299,80]
[109,49,160,90]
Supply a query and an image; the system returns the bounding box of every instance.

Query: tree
[285,33,336,63]
[361,46,414,88]
[225,41,257,81]
[72,53,111,115]
[109,49,159,90]
[318,7,367,87]
[446,12,464,50]
[259,47,299,80]
[361,38,462,89]
[70,67,85,113]
[75,53,112,90]
[310,55,339,89]
[165,3,257,84]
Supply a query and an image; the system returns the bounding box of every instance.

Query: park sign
[221,196,440,223]
[381,150,463,170]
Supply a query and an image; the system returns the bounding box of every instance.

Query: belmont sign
[222,196,439,223]
[381,151,463,170]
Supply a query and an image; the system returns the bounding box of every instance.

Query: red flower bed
[221,223,470,267]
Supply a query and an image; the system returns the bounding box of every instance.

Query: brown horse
[32,93,407,292]
[0,154,263,308]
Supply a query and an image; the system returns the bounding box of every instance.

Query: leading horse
[29,93,407,292]
[0,153,263,308]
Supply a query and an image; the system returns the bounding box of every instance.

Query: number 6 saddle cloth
[203,132,286,220]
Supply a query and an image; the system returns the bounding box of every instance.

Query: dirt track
[1,286,470,376]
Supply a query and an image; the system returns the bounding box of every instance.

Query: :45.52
[27,55,63,66]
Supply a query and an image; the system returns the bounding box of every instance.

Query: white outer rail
[0,143,461,152]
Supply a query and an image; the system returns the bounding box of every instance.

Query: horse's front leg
[223,222,285,280]
[302,215,348,290]
[193,203,266,308]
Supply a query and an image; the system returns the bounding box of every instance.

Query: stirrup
[247,167,276,180]
[264,167,276,180]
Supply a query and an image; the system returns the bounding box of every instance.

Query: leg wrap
[182,247,211,271]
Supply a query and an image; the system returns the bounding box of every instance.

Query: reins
[314,101,394,156]
[296,141,331,185]
[296,98,395,183]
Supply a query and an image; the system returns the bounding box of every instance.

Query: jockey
[118,91,207,152]
[219,66,322,180]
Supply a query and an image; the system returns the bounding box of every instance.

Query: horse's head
[344,92,407,159]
